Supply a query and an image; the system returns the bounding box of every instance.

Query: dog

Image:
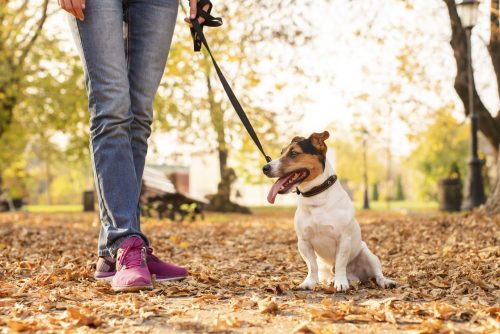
[262,131,396,291]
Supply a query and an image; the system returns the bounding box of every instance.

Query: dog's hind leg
[359,242,396,288]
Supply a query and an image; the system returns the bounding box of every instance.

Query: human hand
[58,0,86,21]
[184,0,210,27]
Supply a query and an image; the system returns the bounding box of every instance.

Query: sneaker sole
[155,275,188,282]
[94,275,115,282]
[112,284,154,292]
[96,275,187,282]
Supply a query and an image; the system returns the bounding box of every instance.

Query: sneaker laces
[117,241,145,269]
[146,247,160,262]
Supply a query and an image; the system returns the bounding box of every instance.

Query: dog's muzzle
[262,164,271,176]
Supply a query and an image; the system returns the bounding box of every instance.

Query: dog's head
[262,131,329,203]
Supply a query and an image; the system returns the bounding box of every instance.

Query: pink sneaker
[146,248,188,282]
[94,256,116,281]
[111,236,153,292]
[95,248,188,282]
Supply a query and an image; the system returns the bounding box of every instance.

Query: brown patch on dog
[276,142,325,182]
[297,154,323,181]
[308,131,329,155]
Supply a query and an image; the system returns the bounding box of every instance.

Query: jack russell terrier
[262,131,396,291]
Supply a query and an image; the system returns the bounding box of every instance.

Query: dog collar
[296,175,337,197]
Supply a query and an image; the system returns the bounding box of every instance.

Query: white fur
[267,159,281,175]
[292,159,395,291]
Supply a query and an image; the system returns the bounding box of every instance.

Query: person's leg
[67,0,149,258]
[125,0,187,282]
[125,0,178,211]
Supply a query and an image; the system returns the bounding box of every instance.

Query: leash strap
[190,1,272,163]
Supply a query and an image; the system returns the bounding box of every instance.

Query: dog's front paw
[334,277,349,292]
[298,277,318,290]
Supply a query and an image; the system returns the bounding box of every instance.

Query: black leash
[189,0,272,163]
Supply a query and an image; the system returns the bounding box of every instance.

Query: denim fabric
[68,0,178,257]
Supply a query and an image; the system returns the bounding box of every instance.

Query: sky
[49,0,499,162]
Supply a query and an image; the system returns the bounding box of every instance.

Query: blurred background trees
[0,0,499,213]
[0,0,49,140]
[152,0,312,211]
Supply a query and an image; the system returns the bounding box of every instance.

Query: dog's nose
[262,164,271,175]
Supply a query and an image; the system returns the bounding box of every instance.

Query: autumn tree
[405,109,469,201]
[0,0,50,190]
[156,1,311,212]
[0,2,90,202]
[443,0,500,213]
[331,1,458,205]
[0,0,49,139]
[332,136,386,202]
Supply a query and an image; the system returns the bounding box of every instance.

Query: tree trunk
[443,0,500,213]
[486,152,500,214]
[443,0,500,150]
[40,134,54,205]
[204,68,250,213]
[486,1,500,214]
[488,0,500,96]
[45,151,53,205]
[0,82,19,139]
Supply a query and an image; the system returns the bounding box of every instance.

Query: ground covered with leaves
[0,209,498,333]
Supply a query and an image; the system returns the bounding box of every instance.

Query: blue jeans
[68,0,178,257]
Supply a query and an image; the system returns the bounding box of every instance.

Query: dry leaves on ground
[0,209,498,333]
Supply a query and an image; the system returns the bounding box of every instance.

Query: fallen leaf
[259,297,279,315]
[292,322,317,334]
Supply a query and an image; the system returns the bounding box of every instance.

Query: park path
[0,210,498,333]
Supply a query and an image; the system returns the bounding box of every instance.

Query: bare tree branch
[18,0,49,67]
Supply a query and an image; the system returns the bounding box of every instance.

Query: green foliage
[156,1,310,187]
[332,138,386,202]
[0,0,50,138]
[0,2,90,203]
[405,108,469,201]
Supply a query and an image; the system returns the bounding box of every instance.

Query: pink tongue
[267,174,293,204]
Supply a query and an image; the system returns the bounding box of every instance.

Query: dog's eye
[289,151,298,158]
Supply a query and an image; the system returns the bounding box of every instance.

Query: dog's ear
[291,136,305,143]
[308,131,330,155]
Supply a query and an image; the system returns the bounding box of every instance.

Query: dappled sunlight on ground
[0,210,498,333]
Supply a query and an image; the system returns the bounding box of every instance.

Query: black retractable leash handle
[189,0,272,163]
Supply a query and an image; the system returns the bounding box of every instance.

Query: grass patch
[250,206,296,214]
[24,205,83,213]
[354,200,438,211]
[22,201,437,215]
[251,201,438,213]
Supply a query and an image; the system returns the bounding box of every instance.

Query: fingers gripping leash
[189,0,222,52]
